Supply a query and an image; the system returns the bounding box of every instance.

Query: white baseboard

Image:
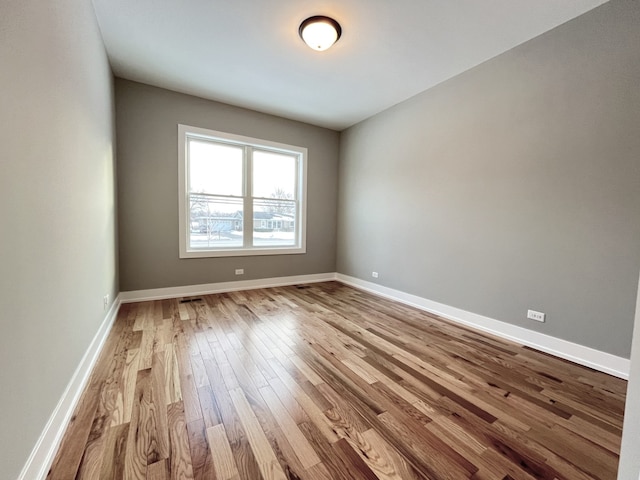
[336,274,630,379]
[122,272,630,378]
[18,296,122,480]
[120,272,338,303]
[17,272,630,478]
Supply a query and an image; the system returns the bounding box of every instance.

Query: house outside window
[178,125,307,258]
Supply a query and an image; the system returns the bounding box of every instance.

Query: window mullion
[243,146,253,248]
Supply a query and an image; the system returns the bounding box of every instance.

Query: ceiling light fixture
[299,16,342,52]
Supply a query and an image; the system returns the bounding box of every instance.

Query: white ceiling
[92,0,608,131]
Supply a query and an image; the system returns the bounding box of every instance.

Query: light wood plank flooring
[47,282,626,480]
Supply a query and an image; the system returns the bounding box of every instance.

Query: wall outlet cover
[527,309,546,322]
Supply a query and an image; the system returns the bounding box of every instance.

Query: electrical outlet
[103,294,110,311]
[235,269,244,275]
[527,309,545,322]
[372,272,379,278]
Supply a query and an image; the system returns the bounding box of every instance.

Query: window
[178,125,307,258]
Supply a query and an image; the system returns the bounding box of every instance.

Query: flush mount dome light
[299,16,342,51]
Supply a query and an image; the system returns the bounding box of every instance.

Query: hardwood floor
[47,282,626,480]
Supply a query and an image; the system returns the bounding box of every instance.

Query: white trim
[18,273,631,478]
[120,271,629,377]
[177,124,307,259]
[336,274,630,379]
[120,273,337,303]
[178,124,188,259]
[18,296,122,480]
[178,246,308,259]
[17,272,631,478]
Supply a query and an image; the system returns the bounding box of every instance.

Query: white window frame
[178,124,307,258]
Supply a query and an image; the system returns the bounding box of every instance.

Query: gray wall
[116,79,339,292]
[619,271,640,479]
[0,0,117,478]
[337,0,640,358]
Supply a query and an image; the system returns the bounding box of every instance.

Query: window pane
[252,150,296,199]
[189,139,243,196]
[253,199,296,247]
[189,194,243,249]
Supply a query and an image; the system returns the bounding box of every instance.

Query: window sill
[179,246,306,259]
